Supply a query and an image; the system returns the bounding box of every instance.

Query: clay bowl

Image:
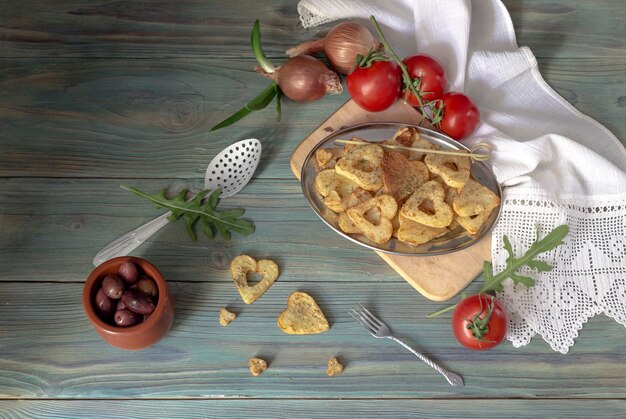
[83,256,175,350]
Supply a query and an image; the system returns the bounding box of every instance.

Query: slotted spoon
[93,139,262,266]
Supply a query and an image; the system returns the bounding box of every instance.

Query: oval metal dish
[300,123,502,256]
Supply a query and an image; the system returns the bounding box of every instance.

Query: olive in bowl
[83,256,175,350]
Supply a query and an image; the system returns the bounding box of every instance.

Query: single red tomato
[401,54,446,106]
[437,92,480,140]
[451,294,508,350]
[347,60,402,112]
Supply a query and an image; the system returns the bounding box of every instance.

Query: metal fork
[349,304,464,387]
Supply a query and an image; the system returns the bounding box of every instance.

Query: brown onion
[286,22,381,74]
[258,55,342,102]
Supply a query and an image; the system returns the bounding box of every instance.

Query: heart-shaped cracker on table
[335,144,384,191]
[400,180,453,228]
[347,195,398,244]
[278,291,330,334]
[424,153,471,188]
[230,255,279,304]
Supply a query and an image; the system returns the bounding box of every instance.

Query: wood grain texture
[0,0,624,60]
[290,99,491,301]
[0,281,625,399]
[0,58,624,178]
[2,400,626,418]
[0,0,625,414]
[0,178,424,284]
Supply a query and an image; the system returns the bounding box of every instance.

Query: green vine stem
[369,15,442,123]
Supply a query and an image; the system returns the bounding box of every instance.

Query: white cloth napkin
[298,0,626,353]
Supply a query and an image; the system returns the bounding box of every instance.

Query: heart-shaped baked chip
[315,147,343,170]
[381,151,429,201]
[409,138,440,161]
[347,195,398,244]
[424,153,471,188]
[230,255,279,304]
[391,126,419,146]
[342,137,369,155]
[453,178,500,217]
[335,144,384,191]
[397,215,449,246]
[338,189,373,234]
[456,206,497,235]
[315,169,359,213]
[400,180,453,228]
[278,291,330,334]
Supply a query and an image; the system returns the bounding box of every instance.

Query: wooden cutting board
[290,99,491,301]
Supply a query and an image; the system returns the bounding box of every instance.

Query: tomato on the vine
[402,54,446,106]
[437,92,480,140]
[451,294,508,350]
[347,60,402,112]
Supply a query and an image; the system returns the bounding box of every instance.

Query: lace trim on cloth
[493,188,626,353]
[298,1,332,28]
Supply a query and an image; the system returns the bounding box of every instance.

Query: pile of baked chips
[314,127,500,246]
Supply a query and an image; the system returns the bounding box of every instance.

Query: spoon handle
[92,212,172,266]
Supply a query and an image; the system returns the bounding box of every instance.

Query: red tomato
[347,61,402,112]
[437,92,480,140]
[451,294,508,350]
[402,54,446,106]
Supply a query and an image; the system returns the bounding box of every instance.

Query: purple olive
[118,261,139,284]
[95,288,115,320]
[114,309,143,327]
[116,299,127,311]
[102,274,125,299]
[136,277,158,299]
[121,290,156,315]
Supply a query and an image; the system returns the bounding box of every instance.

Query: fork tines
[349,304,387,337]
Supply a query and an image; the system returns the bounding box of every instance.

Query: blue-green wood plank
[0,0,625,410]
[0,57,624,179]
[1,399,626,418]
[0,178,413,283]
[0,0,624,60]
[0,282,625,399]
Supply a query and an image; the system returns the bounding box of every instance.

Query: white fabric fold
[298,0,626,353]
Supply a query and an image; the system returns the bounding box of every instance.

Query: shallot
[287,22,381,74]
[256,55,342,102]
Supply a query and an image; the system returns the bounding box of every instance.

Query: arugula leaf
[480,225,569,294]
[428,225,569,318]
[121,185,255,241]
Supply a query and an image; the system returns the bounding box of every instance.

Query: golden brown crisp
[424,153,471,188]
[335,144,384,191]
[400,181,453,228]
[278,291,330,335]
[453,178,500,217]
[230,255,279,304]
[249,357,268,376]
[346,195,398,244]
[315,169,359,213]
[219,308,237,326]
[381,151,429,201]
[327,357,344,377]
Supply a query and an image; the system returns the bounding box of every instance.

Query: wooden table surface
[1,0,625,417]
